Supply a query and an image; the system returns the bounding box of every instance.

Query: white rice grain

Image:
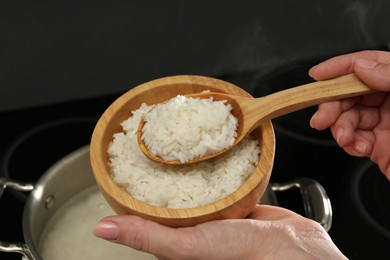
[108,101,260,209]
[141,95,238,163]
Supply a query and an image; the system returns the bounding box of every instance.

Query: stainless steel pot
[0,146,332,259]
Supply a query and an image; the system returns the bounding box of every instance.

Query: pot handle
[0,241,35,259]
[0,178,35,260]
[270,178,332,231]
[0,178,34,198]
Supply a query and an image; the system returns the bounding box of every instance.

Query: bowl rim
[90,75,275,221]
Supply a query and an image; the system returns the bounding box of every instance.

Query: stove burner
[0,117,97,201]
[351,160,390,239]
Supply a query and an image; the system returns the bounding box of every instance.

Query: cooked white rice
[40,186,156,260]
[108,102,260,209]
[141,95,238,163]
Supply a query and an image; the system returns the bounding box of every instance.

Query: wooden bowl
[90,75,275,227]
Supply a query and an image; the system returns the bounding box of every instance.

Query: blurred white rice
[141,95,238,163]
[40,186,156,260]
[108,102,260,208]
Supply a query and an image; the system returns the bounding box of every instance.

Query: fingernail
[355,58,378,69]
[93,221,119,240]
[309,111,318,128]
[336,128,344,144]
[354,141,367,154]
[308,66,317,78]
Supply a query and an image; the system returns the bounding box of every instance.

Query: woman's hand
[309,50,390,179]
[93,205,346,260]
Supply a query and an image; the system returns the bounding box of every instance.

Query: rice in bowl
[109,102,260,208]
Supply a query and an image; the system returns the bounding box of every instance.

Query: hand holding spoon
[138,73,375,165]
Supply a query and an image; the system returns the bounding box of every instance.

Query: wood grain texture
[178,73,374,165]
[90,75,275,227]
[138,73,373,165]
[237,73,374,136]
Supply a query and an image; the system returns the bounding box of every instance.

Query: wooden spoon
[138,73,375,165]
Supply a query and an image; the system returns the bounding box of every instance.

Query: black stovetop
[0,74,389,259]
[0,94,117,260]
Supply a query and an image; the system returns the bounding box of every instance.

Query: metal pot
[0,146,332,259]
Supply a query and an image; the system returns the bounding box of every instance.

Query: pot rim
[22,145,91,260]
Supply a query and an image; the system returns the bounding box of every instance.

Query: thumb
[354,58,390,91]
[93,215,186,259]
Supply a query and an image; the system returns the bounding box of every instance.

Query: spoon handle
[242,73,375,133]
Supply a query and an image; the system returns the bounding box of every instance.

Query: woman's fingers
[309,56,354,80]
[330,110,374,157]
[310,97,361,130]
[93,215,189,259]
[92,205,347,260]
[354,58,390,91]
[310,101,343,130]
[247,204,302,220]
[92,205,306,260]
[309,50,390,81]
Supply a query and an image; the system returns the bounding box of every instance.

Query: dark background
[1,1,390,259]
[1,0,389,111]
